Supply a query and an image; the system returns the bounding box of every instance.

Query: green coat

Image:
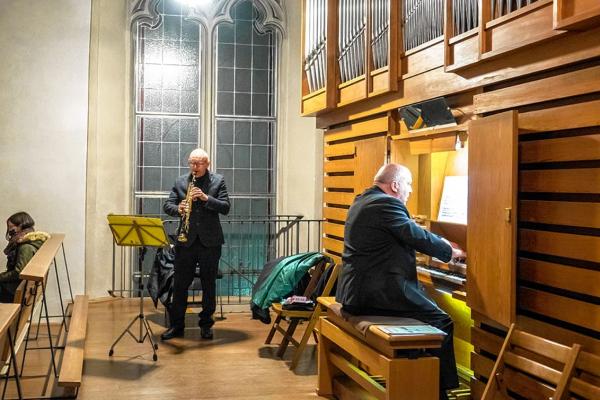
[252,252,329,310]
[0,232,48,283]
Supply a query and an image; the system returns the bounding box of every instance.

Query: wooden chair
[565,349,600,400]
[482,323,582,400]
[265,261,340,370]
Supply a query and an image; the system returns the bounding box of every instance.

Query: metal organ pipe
[304,0,327,93]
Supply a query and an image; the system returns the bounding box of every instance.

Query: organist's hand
[450,243,466,261]
[442,238,466,260]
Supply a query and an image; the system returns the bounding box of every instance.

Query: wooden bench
[317,297,445,400]
[58,295,89,390]
[18,233,67,378]
[0,304,23,399]
[14,233,88,398]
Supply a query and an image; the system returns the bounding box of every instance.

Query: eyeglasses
[188,160,208,166]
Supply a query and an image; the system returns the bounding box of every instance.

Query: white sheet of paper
[437,176,468,224]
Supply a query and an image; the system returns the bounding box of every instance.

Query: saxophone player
[161,148,230,341]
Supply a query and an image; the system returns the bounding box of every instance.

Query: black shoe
[200,326,213,340]
[161,327,184,341]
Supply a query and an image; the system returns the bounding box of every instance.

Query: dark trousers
[0,280,19,303]
[169,239,221,329]
[343,304,459,396]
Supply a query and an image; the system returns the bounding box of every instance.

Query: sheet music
[437,176,468,224]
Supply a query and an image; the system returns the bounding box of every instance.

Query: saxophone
[177,175,197,243]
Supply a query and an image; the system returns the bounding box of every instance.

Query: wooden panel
[519,229,600,263]
[470,378,486,400]
[518,99,600,133]
[474,65,600,114]
[403,40,444,79]
[337,77,367,107]
[323,222,345,239]
[519,287,600,332]
[554,0,600,30]
[370,69,390,95]
[520,134,600,164]
[324,142,355,158]
[302,89,327,116]
[517,315,600,354]
[20,233,65,282]
[447,32,479,70]
[325,116,389,142]
[519,257,600,297]
[471,326,504,355]
[406,134,457,155]
[353,136,387,194]
[532,128,598,160]
[519,200,600,228]
[323,175,355,189]
[323,206,348,222]
[323,236,344,254]
[467,111,518,328]
[324,158,355,173]
[323,191,355,206]
[471,352,495,378]
[520,168,600,193]
[483,0,561,61]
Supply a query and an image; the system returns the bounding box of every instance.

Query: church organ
[310,0,600,398]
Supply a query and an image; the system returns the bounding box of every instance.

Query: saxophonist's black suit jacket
[163,171,230,247]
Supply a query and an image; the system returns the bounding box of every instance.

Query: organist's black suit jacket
[164,172,230,247]
[336,185,452,313]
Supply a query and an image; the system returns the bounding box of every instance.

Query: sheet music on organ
[437,176,468,225]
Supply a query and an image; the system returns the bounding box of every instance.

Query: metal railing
[109,215,324,305]
[218,215,324,303]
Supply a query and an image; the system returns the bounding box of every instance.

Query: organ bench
[317,296,445,400]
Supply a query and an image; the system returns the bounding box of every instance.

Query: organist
[336,163,466,400]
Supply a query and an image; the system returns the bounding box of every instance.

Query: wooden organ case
[307,0,600,399]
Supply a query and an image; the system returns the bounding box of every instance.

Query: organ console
[417,220,468,298]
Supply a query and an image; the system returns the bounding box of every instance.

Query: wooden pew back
[567,350,600,400]
[19,233,65,282]
[482,323,581,400]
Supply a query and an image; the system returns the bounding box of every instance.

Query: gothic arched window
[131,0,285,217]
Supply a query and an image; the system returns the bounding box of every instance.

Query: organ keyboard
[416,220,467,295]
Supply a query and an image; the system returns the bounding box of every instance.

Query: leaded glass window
[133,0,278,219]
[134,0,201,217]
[215,0,277,217]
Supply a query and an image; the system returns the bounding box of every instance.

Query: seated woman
[1,212,49,303]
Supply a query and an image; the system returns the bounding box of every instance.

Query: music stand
[107,214,169,362]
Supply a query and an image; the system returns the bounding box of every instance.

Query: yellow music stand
[107,214,169,362]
